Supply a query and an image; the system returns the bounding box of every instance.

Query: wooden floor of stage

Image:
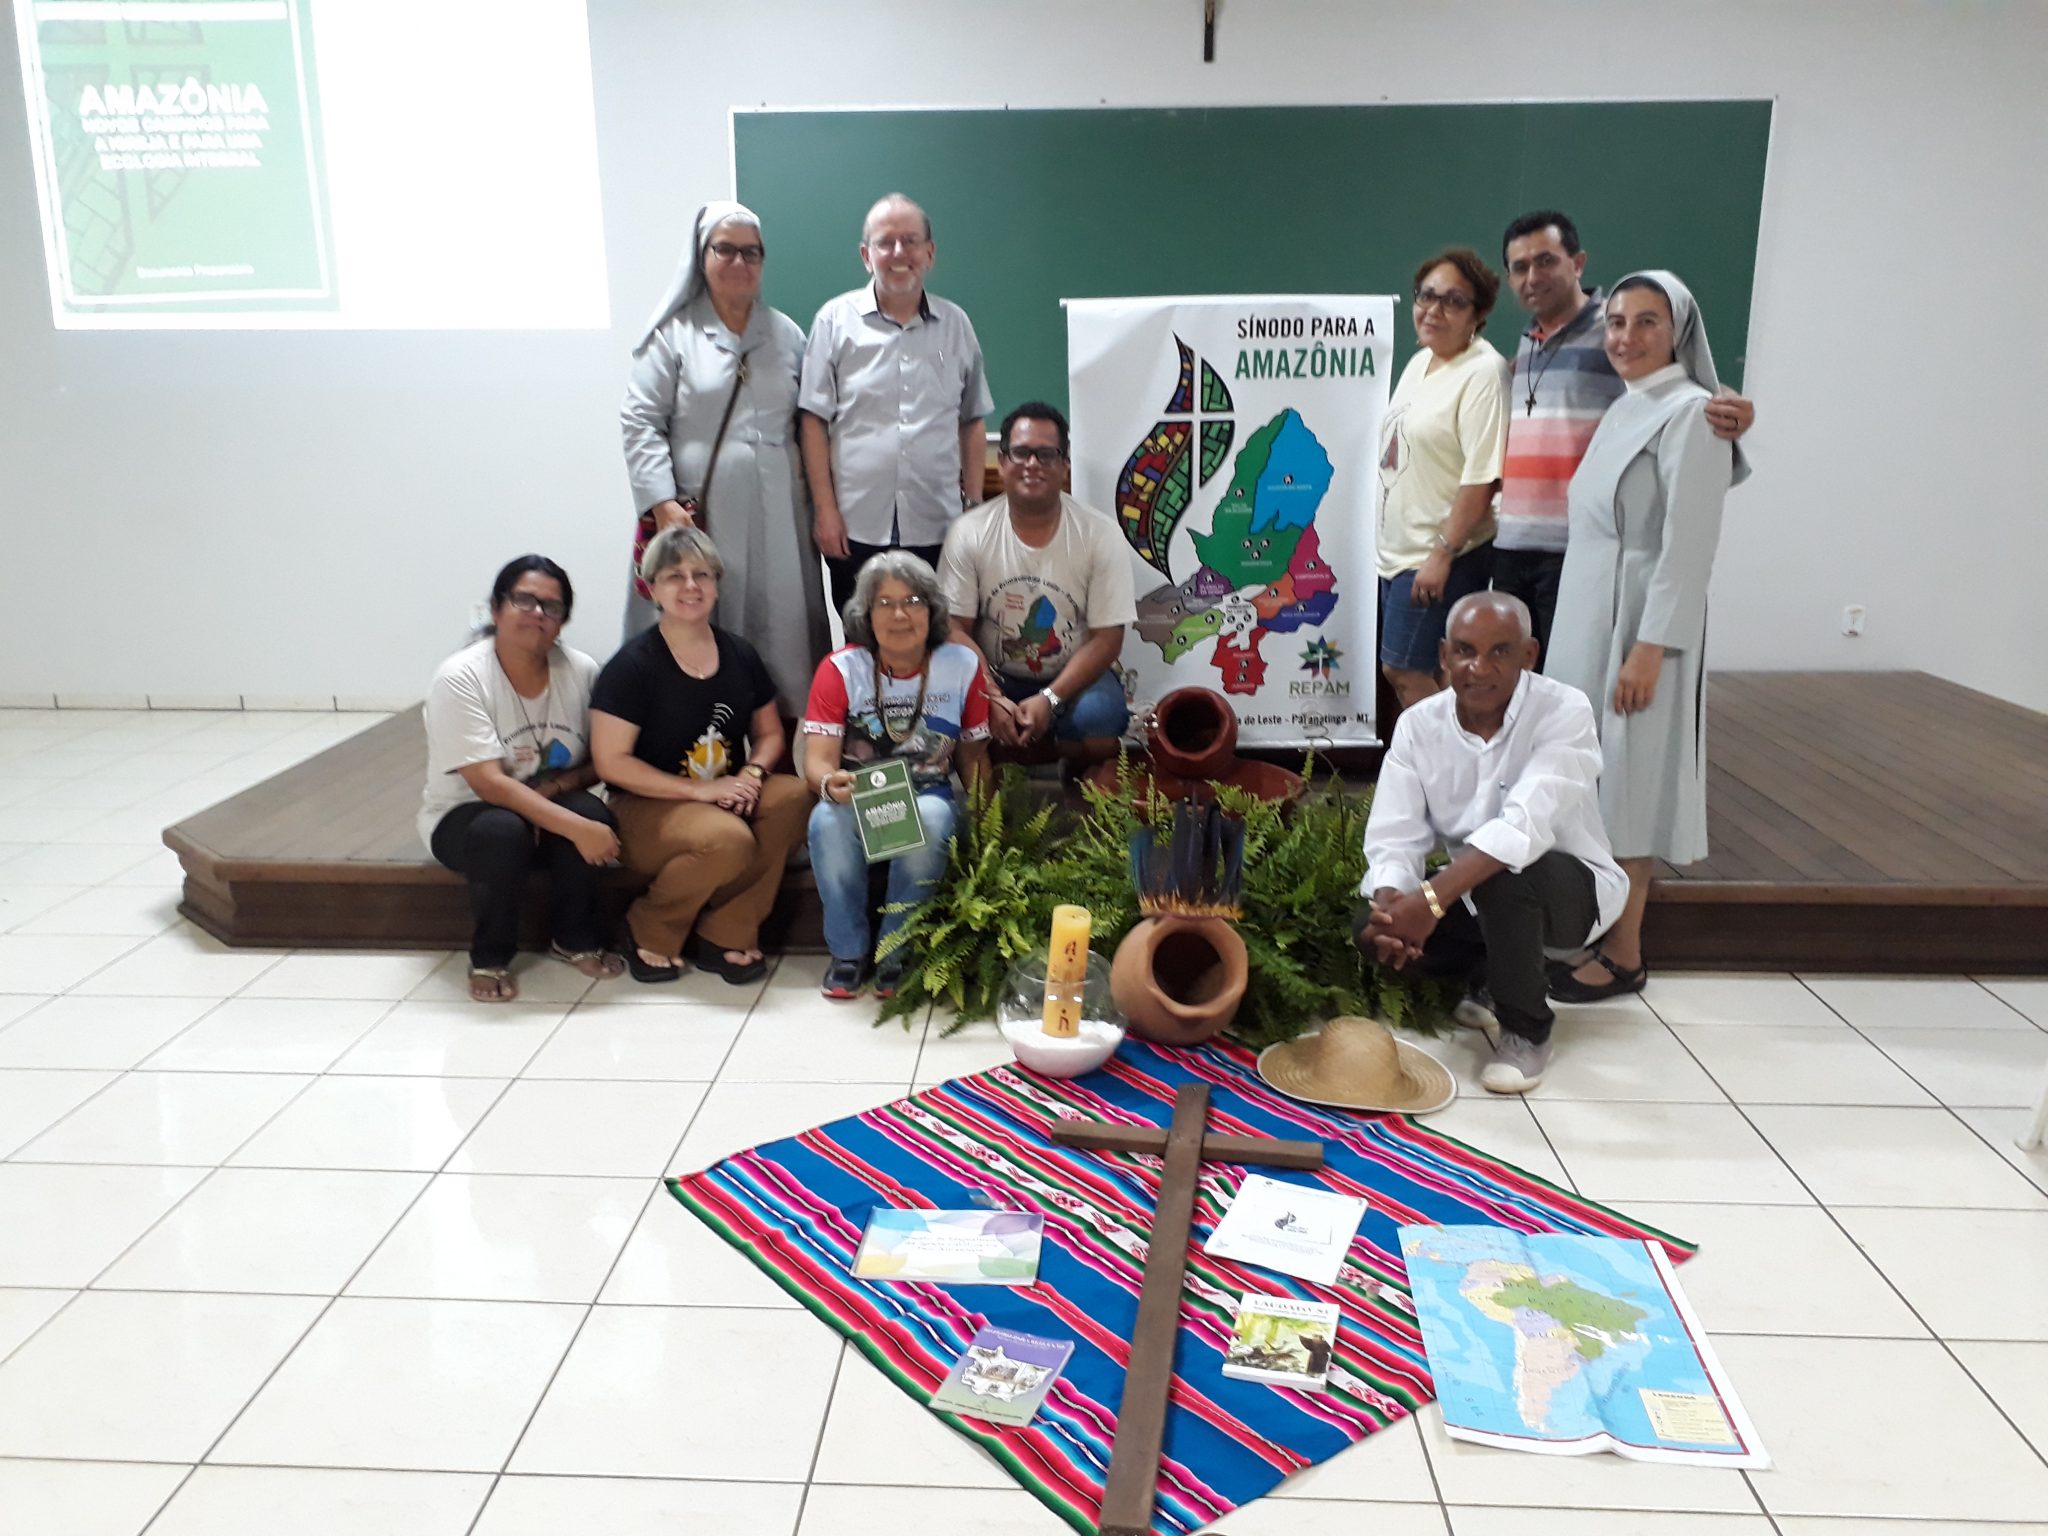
[1638,671,2046,968]
[164,671,2048,973]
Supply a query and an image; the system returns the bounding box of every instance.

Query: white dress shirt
[1362,671,1628,942]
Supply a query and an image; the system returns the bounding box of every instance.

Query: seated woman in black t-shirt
[590,526,811,984]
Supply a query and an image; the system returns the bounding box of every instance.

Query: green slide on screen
[21,0,335,318]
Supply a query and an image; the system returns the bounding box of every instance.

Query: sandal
[687,934,768,986]
[468,966,518,1003]
[550,943,626,981]
[1548,949,1648,1003]
[615,915,685,985]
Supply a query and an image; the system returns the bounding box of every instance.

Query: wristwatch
[738,763,767,780]
[1039,686,1064,712]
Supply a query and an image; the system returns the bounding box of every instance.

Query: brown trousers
[610,775,810,956]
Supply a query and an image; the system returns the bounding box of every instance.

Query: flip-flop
[550,943,626,981]
[625,949,683,984]
[1549,949,1648,1003]
[468,966,517,1002]
[618,922,684,985]
[688,934,768,986]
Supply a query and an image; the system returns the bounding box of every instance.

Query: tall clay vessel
[1149,688,1238,781]
[1111,913,1249,1046]
[1085,686,1304,805]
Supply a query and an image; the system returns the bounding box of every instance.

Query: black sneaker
[873,960,904,1000]
[821,957,869,1000]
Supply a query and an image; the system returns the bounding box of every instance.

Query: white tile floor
[2,704,2047,1535]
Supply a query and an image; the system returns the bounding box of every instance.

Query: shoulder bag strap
[694,349,752,530]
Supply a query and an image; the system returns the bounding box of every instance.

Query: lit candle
[1042,904,1091,1037]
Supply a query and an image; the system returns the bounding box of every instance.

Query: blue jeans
[808,788,959,961]
[996,670,1129,741]
[1379,544,1495,671]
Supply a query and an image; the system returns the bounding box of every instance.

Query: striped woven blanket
[670,1038,1692,1535]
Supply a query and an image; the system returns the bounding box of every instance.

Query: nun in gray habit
[619,200,829,714]
[1547,270,1748,999]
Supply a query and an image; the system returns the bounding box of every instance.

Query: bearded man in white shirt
[1357,592,1627,1094]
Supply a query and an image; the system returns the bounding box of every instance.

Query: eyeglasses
[1414,286,1475,314]
[865,235,927,256]
[999,445,1066,465]
[871,595,929,614]
[708,241,764,265]
[504,592,567,620]
[655,567,717,587]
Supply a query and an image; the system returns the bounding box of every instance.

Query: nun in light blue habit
[1546,270,1743,998]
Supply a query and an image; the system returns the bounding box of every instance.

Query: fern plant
[873,761,1459,1041]
[873,768,1063,1029]
[1210,778,1460,1047]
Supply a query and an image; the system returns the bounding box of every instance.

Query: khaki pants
[611,775,811,957]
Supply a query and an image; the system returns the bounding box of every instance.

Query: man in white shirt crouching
[1357,591,1627,1094]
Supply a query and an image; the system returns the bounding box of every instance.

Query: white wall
[4,0,2044,712]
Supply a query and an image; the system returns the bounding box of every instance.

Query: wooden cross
[1051,1082,1324,1536]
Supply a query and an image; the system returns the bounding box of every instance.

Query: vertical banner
[1068,296,1393,748]
[18,0,333,319]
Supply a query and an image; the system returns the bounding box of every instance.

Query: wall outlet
[1842,604,1867,637]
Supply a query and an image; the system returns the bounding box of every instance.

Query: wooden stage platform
[164,671,2048,973]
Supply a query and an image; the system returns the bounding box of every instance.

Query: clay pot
[1083,752,1306,808]
[1111,914,1249,1046]
[1218,758,1306,802]
[1149,689,1238,780]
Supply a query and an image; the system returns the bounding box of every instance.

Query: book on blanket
[851,1208,1045,1285]
[929,1324,1075,1426]
[1221,1294,1342,1390]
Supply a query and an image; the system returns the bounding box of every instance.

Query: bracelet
[1433,533,1454,554]
[1420,880,1446,920]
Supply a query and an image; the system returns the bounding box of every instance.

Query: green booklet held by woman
[851,758,929,862]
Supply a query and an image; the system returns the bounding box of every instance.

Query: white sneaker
[1480,1033,1553,1095]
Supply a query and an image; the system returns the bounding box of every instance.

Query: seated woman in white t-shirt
[419,556,624,1002]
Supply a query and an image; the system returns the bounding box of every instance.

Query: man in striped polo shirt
[1491,210,1754,668]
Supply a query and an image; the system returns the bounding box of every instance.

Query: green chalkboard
[734,102,1770,415]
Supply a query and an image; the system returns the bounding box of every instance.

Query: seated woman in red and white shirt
[802,551,989,1000]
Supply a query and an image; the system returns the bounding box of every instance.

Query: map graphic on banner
[1399,1224,1769,1468]
[1068,296,1393,747]
[19,0,334,318]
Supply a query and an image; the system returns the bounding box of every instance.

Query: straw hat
[1256,1016,1456,1115]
